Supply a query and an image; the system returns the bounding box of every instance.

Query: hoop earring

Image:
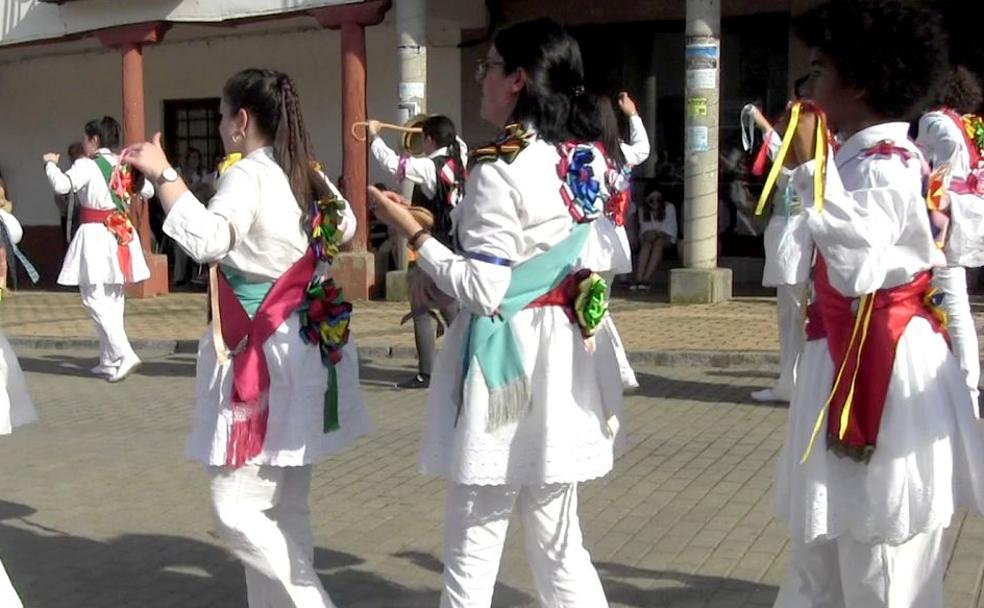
[231,132,244,144]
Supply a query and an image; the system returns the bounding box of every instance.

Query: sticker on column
[687,97,708,117]
[686,37,719,91]
[686,126,709,153]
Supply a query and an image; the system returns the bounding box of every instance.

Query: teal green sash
[221,266,273,318]
[463,223,591,430]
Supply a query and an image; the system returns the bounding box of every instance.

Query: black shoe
[397,374,430,389]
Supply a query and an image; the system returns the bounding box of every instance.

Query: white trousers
[209,464,336,608]
[441,482,607,608]
[774,283,806,400]
[0,556,23,608]
[79,284,136,368]
[773,527,943,608]
[933,266,980,403]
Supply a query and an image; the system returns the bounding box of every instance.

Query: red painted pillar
[97,23,171,297]
[310,0,391,299]
[120,42,152,252]
[341,22,369,252]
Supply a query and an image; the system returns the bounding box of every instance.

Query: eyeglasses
[475,58,505,82]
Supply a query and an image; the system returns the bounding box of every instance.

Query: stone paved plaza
[2,347,984,607]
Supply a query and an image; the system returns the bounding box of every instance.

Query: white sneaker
[750,388,788,403]
[108,356,141,383]
[90,364,117,378]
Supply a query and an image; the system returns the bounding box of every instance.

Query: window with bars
[162,98,224,182]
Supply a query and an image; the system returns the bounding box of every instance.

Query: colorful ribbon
[754,102,829,216]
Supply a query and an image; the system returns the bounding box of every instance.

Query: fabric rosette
[557,144,603,223]
[923,287,949,330]
[109,164,136,206]
[298,277,352,432]
[309,192,346,263]
[574,271,608,338]
[964,114,984,156]
[104,211,134,246]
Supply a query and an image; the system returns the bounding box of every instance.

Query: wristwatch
[156,166,179,186]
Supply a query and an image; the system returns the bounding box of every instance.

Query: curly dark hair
[793,0,947,119]
[933,65,983,114]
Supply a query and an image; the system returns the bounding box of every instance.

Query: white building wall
[0,22,463,227]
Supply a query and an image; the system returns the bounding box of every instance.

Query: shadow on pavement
[0,498,456,608]
[633,370,786,408]
[393,550,534,607]
[15,353,196,380]
[597,561,778,607]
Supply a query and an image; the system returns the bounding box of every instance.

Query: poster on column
[687,126,709,153]
[686,37,719,90]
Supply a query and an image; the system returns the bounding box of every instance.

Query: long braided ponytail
[223,69,331,215]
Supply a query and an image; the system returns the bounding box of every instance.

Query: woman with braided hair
[122,68,372,607]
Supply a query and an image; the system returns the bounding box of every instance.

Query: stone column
[669,0,732,304]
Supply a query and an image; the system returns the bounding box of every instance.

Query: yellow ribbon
[755,102,829,216]
[217,153,243,176]
[800,293,875,463]
[813,114,827,213]
[755,103,801,216]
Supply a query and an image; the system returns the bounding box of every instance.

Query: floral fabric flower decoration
[557,144,603,223]
[574,272,608,338]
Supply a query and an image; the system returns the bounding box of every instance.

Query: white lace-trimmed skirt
[773,316,984,545]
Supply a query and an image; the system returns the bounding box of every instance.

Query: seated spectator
[631,189,677,291]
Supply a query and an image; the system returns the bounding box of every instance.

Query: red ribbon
[951,170,984,196]
[806,257,944,455]
[862,140,913,162]
[80,208,133,283]
[751,129,772,177]
[217,249,317,467]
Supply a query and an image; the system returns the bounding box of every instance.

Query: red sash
[80,207,133,283]
[217,249,317,467]
[805,256,945,460]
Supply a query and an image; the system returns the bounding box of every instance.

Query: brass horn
[350,115,428,156]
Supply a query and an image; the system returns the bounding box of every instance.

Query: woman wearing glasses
[371,18,626,608]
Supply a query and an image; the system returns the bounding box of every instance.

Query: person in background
[43,116,152,383]
[630,188,677,290]
[916,66,984,407]
[180,146,206,187]
[368,114,467,389]
[53,142,86,243]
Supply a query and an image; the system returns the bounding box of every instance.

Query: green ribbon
[324,363,339,432]
[94,156,127,215]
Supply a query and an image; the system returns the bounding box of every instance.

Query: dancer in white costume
[745,100,810,404]
[371,18,628,607]
[594,92,651,389]
[122,69,372,608]
[916,66,984,406]
[0,209,36,608]
[368,114,468,389]
[44,116,151,383]
[772,2,984,606]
